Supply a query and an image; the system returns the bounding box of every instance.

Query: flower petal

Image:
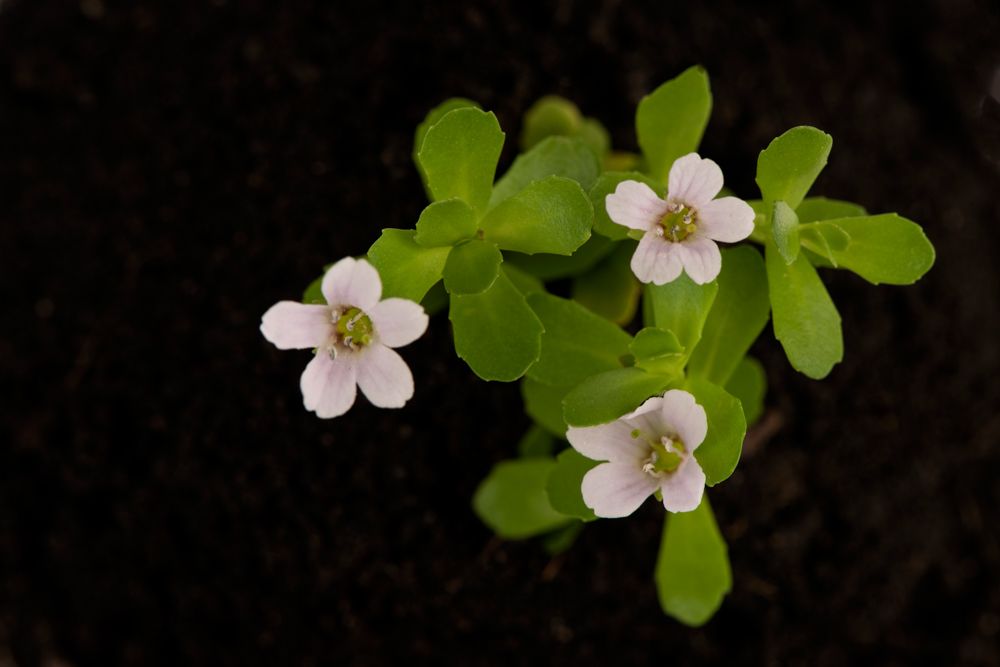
[659,389,708,450]
[321,257,382,310]
[668,153,724,207]
[581,462,660,518]
[697,196,755,243]
[356,344,414,408]
[367,298,429,348]
[567,420,649,465]
[605,180,669,232]
[260,301,330,350]
[622,395,668,437]
[300,352,358,419]
[630,233,683,285]
[659,458,706,513]
[677,236,722,285]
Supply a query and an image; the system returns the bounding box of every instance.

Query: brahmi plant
[261,67,935,625]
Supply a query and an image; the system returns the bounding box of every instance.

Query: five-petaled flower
[606,153,755,285]
[567,389,708,517]
[260,257,429,419]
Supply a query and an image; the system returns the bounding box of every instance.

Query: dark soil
[2,1,999,665]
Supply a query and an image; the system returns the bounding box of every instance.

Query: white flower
[567,389,709,517]
[605,153,755,285]
[260,257,429,419]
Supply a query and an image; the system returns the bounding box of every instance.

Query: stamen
[657,201,698,243]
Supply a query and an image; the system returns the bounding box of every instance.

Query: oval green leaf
[644,274,719,362]
[522,378,570,437]
[686,377,746,486]
[655,497,731,626]
[636,66,712,185]
[526,292,632,387]
[504,234,614,281]
[472,459,572,539]
[480,176,593,255]
[772,200,801,265]
[795,196,866,223]
[414,198,478,247]
[546,448,598,521]
[443,239,503,295]
[367,229,450,302]
[449,269,544,381]
[416,107,504,215]
[571,241,642,325]
[724,356,767,426]
[413,97,479,163]
[687,246,770,385]
[766,238,843,379]
[520,95,584,149]
[756,126,832,210]
[517,425,556,459]
[563,367,674,427]
[490,136,601,207]
[801,214,935,285]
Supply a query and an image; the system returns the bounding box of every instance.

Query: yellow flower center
[632,429,686,475]
[334,307,374,350]
[658,202,697,242]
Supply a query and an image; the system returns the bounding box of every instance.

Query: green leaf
[801,214,935,285]
[630,327,683,356]
[416,107,504,215]
[450,270,544,381]
[442,239,503,295]
[504,234,614,281]
[303,274,324,304]
[685,377,746,486]
[688,246,770,385]
[541,521,585,555]
[563,367,674,427]
[725,356,766,425]
[367,229,450,302]
[522,378,570,437]
[771,200,800,265]
[520,95,584,150]
[655,497,731,626]
[636,66,712,185]
[629,327,685,375]
[526,292,632,387]
[520,96,609,158]
[590,171,663,240]
[490,136,601,207]
[571,241,641,325]
[480,176,593,255]
[472,459,572,539]
[795,197,866,223]
[419,280,449,317]
[766,237,843,379]
[414,199,478,247]
[502,262,545,296]
[518,425,556,458]
[756,126,832,209]
[604,151,642,172]
[413,97,479,163]
[645,275,719,363]
[579,118,611,157]
[546,448,598,521]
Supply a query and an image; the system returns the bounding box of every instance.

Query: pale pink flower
[260,257,429,419]
[605,153,754,285]
[567,390,708,516]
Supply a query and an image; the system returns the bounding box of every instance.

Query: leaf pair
[370,102,600,382]
[755,127,935,379]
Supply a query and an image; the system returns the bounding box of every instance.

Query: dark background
[2,0,999,664]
